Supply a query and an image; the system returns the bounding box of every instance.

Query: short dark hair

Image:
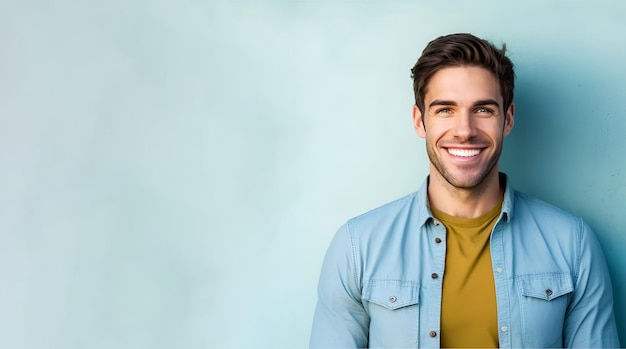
[411,33,515,115]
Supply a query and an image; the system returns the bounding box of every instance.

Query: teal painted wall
[0,1,624,348]
[499,3,626,344]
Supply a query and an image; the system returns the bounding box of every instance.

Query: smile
[447,148,481,157]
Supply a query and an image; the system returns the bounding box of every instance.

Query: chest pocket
[517,273,573,347]
[362,280,420,348]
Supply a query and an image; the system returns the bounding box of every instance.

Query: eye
[435,108,452,115]
[475,107,494,115]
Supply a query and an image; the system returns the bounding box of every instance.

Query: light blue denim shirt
[310,174,619,348]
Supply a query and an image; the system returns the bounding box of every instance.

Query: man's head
[410,33,516,192]
[411,33,515,116]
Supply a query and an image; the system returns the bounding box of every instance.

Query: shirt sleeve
[563,219,620,348]
[309,223,369,348]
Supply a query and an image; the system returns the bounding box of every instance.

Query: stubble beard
[426,139,503,191]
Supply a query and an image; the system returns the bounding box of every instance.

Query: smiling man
[310,33,619,348]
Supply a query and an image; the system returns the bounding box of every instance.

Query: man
[309,33,619,348]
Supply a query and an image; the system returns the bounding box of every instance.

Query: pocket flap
[518,273,574,301]
[362,280,419,310]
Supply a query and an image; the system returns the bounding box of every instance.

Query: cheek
[477,122,506,139]
[423,120,448,136]
[428,126,454,143]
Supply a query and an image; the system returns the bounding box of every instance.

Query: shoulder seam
[574,218,584,285]
[346,220,361,293]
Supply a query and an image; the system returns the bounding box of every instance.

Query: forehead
[425,66,502,104]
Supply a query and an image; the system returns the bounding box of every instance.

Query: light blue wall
[0,1,624,348]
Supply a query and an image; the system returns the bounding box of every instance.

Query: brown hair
[411,33,515,115]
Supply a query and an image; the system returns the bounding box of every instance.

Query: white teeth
[448,148,480,157]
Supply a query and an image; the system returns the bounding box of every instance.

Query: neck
[427,169,504,219]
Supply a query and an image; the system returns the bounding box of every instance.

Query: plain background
[1,1,625,348]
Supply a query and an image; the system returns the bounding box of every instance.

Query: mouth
[445,147,483,158]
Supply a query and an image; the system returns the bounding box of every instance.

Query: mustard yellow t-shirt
[431,200,503,348]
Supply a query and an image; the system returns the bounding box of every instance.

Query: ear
[503,102,515,136]
[413,104,426,138]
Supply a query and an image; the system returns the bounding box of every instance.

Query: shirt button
[434,220,441,226]
[501,326,508,332]
[389,296,397,303]
[429,331,437,338]
[546,289,553,296]
[496,267,503,273]
[435,237,442,243]
[431,273,439,279]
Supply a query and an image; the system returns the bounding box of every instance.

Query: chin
[445,174,488,189]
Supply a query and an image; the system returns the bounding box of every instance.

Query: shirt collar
[416,177,433,228]
[500,173,514,223]
[416,172,515,227]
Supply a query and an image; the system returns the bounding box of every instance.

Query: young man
[309,33,619,348]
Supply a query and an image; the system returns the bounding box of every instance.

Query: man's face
[413,66,514,190]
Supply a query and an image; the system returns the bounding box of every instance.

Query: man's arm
[310,224,369,348]
[563,220,620,348]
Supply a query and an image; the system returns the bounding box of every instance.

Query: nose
[452,110,476,140]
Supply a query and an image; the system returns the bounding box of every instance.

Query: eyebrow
[428,99,501,109]
[428,100,457,109]
[474,99,500,108]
